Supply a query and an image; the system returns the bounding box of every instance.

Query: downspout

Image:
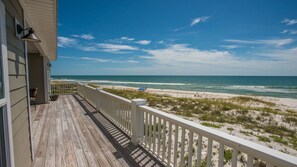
[23,16,34,160]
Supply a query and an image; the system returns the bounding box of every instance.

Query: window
[0,3,6,166]
[0,1,14,167]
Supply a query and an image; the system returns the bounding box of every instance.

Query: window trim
[0,1,15,167]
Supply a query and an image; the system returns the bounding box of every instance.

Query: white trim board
[0,1,15,167]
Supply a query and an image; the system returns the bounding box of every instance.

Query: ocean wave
[52,79,189,86]
[224,85,297,94]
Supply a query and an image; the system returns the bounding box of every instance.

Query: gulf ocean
[51,76,297,99]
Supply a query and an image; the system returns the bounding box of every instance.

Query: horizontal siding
[7,48,25,64]
[10,86,27,106]
[2,0,22,20]
[11,98,27,122]
[3,0,32,166]
[13,121,31,167]
[8,60,26,75]
[6,27,25,54]
[9,75,26,91]
[13,117,29,152]
[12,108,28,137]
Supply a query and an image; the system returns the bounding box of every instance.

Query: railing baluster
[125,107,128,131]
[145,112,149,147]
[232,149,238,167]
[173,124,178,167]
[188,131,193,167]
[197,135,202,167]
[157,117,161,156]
[149,113,152,150]
[180,127,185,167]
[167,122,172,165]
[207,139,213,167]
[153,115,157,153]
[162,120,167,161]
[218,143,224,167]
[247,155,253,167]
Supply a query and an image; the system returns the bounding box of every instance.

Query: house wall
[28,53,48,104]
[2,0,32,166]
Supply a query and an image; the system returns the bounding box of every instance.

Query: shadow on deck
[31,94,163,167]
[73,94,163,167]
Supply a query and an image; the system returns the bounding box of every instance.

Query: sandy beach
[98,84,297,110]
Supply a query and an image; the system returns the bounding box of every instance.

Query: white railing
[77,83,132,135]
[51,83,77,95]
[77,83,297,167]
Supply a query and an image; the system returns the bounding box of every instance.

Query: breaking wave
[52,79,190,86]
[224,85,297,94]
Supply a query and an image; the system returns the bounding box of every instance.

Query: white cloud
[106,36,134,43]
[190,16,209,26]
[80,57,139,63]
[225,38,294,47]
[59,56,139,63]
[281,29,297,35]
[58,36,77,47]
[120,36,135,41]
[120,44,297,75]
[282,19,297,25]
[143,44,234,66]
[220,45,240,49]
[81,57,111,63]
[58,35,135,53]
[72,34,95,40]
[96,43,138,53]
[134,40,151,45]
[173,26,187,32]
[59,56,77,59]
[127,60,140,63]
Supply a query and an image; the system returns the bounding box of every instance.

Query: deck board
[32,94,163,167]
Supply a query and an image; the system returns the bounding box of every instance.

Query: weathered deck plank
[32,94,164,167]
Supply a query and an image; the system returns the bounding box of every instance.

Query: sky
[53,0,297,76]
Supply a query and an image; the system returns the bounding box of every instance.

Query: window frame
[0,1,15,167]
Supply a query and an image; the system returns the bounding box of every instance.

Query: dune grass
[101,87,297,151]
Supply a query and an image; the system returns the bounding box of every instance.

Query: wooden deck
[31,94,163,167]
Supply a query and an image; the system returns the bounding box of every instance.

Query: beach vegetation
[231,96,276,107]
[270,135,288,145]
[240,130,254,136]
[224,149,232,164]
[227,127,234,134]
[257,135,271,143]
[101,87,297,151]
[201,122,222,128]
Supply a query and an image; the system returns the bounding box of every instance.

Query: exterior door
[0,1,15,167]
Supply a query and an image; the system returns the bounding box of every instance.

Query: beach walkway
[31,94,163,167]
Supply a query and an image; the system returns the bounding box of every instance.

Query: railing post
[131,98,146,146]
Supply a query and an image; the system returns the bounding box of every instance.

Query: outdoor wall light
[16,24,41,43]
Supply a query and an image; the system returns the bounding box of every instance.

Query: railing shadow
[73,94,163,167]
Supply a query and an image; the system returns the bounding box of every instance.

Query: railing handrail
[76,83,297,167]
[77,83,131,105]
[140,105,297,167]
